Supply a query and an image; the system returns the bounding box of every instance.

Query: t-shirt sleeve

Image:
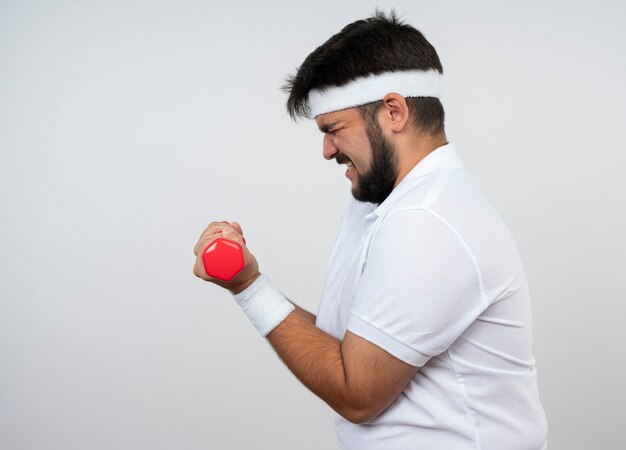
[346,208,487,367]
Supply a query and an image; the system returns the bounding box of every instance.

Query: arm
[266,308,419,423]
[193,221,419,423]
[287,298,316,325]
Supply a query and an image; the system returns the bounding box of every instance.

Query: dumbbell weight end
[202,237,246,281]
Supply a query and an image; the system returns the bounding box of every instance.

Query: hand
[193,221,261,294]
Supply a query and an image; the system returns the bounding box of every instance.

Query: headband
[307,69,442,118]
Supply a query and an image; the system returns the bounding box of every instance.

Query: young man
[193,11,548,450]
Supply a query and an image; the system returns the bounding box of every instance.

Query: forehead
[314,108,363,130]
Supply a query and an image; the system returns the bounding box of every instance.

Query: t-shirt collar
[364,142,464,220]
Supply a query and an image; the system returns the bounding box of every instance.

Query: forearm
[195,225,408,425]
[228,274,360,421]
[266,310,358,421]
[287,299,317,325]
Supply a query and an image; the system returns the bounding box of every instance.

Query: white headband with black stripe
[308,69,442,118]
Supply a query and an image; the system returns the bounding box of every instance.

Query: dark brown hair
[283,10,445,135]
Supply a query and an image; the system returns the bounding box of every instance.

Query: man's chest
[315,213,378,339]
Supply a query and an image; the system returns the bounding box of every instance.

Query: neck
[392,132,448,189]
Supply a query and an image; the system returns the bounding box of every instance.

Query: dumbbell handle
[202,237,246,281]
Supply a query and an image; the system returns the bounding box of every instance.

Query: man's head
[315,103,399,204]
[283,10,446,204]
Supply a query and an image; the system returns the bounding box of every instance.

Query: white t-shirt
[316,143,548,450]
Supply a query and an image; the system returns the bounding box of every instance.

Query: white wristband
[232,274,295,337]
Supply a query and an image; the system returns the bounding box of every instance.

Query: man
[193,11,548,450]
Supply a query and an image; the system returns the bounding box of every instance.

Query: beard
[351,118,399,205]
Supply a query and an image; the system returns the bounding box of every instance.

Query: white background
[1,1,625,449]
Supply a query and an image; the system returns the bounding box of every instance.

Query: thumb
[230,221,243,235]
[222,227,244,245]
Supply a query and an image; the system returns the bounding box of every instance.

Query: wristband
[232,274,295,337]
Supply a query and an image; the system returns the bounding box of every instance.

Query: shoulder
[373,207,468,254]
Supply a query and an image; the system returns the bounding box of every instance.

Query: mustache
[336,152,351,165]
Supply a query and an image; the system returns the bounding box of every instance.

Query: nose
[323,134,338,160]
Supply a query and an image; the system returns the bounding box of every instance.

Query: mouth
[344,160,354,178]
[336,154,354,178]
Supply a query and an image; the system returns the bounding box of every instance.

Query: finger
[230,221,244,235]
[206,221,233,235]
[194,221,244,256]
[204,221,228,235]
[222,227,245,246]
[195,225,213,255]
[204,223,241,241]
[208,221,243,237]
[195,222,227,255]
[194,231,220,256]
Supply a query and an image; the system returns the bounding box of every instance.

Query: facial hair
[351,118,399,205]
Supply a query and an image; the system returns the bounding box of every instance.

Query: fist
[193,221,260,294]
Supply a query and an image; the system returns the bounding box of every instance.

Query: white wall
[1,1,624,449]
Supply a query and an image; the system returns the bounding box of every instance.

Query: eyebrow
[318,121,340,134]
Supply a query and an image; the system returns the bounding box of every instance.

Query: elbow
[338,405,379,425]
[334,390,392,424]
[346,410,373,425]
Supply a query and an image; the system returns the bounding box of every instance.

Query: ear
[380,93,410,133]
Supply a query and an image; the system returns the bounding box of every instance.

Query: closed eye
[318,121,340,134]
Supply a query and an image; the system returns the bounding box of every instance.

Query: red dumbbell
[202,236,246,281]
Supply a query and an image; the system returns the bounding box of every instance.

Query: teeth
[346,161,353,168]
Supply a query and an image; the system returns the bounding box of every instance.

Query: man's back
[316,143,548,449]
